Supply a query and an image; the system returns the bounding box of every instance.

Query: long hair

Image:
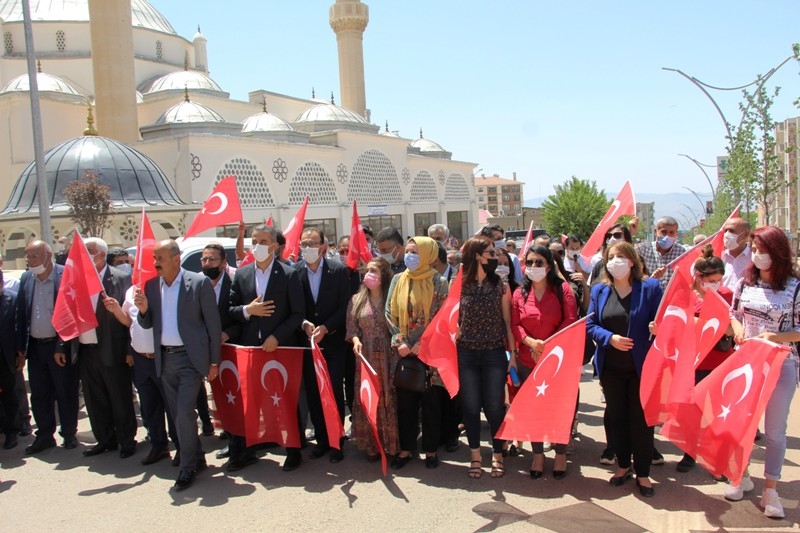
[694,244,724,277]
[599,242,645,285]
[350,257,393,318]
[744,225,799,290]
[461,236,499,288]
[520,245,563,303]
[495,247,519,293]
[601,223,633,253]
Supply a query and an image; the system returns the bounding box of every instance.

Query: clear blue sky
[158,0,800,202]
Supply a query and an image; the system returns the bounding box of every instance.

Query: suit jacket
[294,258,351,352]
[216,271,240,343]
[138,269,222,377]
[0,290,17,372]
[16,264,64,355]
[586,277,663,377]
[229,260,305,347]
[89,266,132,367]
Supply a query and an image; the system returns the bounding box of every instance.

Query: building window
[488,196,497,202]
[478,187,484,193]
[156,40,163,60]
[362,215,402,235]
[414,213,437,237]
[447,211,468,242]
[487,186,496,193]
[56,30,66,51]
[479,204,485,210]
[3,32,12,54]
[503,194,510,201]
[304,218,338,246]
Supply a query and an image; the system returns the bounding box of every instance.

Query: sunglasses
[525,259,545,267]
[605,231,624,239]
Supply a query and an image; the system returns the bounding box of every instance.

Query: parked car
[127,237,243,274]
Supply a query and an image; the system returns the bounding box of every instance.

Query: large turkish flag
[419,270,461,397]
[184,176,243,238]
[311,341,345,449]
[359,354,387,476]
[580,180,636,265]
[51,231,103,341]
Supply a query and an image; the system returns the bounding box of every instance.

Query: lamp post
[679,154,716,199]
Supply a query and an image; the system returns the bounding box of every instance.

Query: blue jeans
[457,346,507,453]
[764,357,798,481]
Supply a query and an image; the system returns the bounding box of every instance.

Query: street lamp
[679,154,716,199]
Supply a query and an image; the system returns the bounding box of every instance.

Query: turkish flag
[347,201,373,270]
[184,176,243,239]
[669,339,790,484]
[359,354,387,476]
[694,288,731,368]
[239,250,255,267]
[266,216,274,227]
[51,231,103,341]
[311,340,345,449]
[281,196,309,261]
[209,344,246,435]
[419,270,462,397]
[133,208,157,287]
[517,221,534,261]
[667,203,742,274]
[496,316,589,445]
[580,180,636,265]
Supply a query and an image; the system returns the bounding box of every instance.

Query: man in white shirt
[721,217,752,291]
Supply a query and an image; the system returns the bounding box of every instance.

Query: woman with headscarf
[385,237,449,469]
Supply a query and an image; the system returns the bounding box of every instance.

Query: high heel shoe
[553,453,567,480]
[530,453,544,479]
[609,468,633,487]
[636,478,655,497]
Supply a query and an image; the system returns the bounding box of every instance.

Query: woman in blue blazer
[587,242,662,497]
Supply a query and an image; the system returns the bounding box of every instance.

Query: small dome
[155,100,225,125]
[410,129,447,153]
[295,103,368,125]
[381,121,400,138]
[1,72,85,97]
[145,70,225,95]
[242,111,293,134]
[0,136,184,214]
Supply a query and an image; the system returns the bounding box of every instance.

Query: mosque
[0,0,477,266]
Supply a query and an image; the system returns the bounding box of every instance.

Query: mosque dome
[242,110,294,134]
[143,70,226,96]
[155,98,225,125]
[0,0,176,34]
[1,71,86,98]
[293,99,378,134]
[409,129,447,153]
[0,135,184,214]
[380,121,400,138]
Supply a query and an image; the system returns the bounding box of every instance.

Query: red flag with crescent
[311,340,345,449]
[282,196,309,261]
[693,288,731,368]
[266,216,274,227]
[133,208,157,287]
[580,180,636,265]
[184,176,243,238]
[495,316,589,445]
[210,344,247,435]
[419,269,462,397]
[347,201,374,269]
[359,354,387,476]
[51,231,103,341]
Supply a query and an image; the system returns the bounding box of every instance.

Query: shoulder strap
[792,279,800,329]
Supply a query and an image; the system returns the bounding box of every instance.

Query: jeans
[457,346,507,454]
[764,357,798,481]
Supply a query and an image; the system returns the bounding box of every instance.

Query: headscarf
[390,236,438,335]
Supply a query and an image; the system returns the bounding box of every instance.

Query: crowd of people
[0,215,797,518]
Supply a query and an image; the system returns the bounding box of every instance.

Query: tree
[541,176,611,239]
[62,170,113,238]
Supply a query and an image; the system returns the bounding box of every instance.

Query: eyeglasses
[525,259,545,267]
[200,257,222,264]
[482,250,497,257]
[605,231,624,239]
[300,241,321,247]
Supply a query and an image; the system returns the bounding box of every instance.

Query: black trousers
[600,368,653,478]
[302,347,345,449]
[440,392,462,444]
[79,344,137,447]
[0,358,19,436]
[132,352,173,450]
[27,338,79,439]
[396,385,447,454]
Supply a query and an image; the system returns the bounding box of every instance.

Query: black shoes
[636,478,655,497]
[529,469,543,479]
[62,435,78,449]
[445,437,460,453]
[83,442,118,457]
[119,443,136,459]
[25,436,56,455]
[141,448,170,466]
[391,454,412,470]
[553,469,567,480]
[18,423,33,437]
[226,456,258,472]
[201,425,215,437]
[4,433,18,450]
[173,469,195,491]
[425,456,439,469]
[676,454,696,473]
[216,445,230,459]
[609,469,633,487]
[329,449,344,463]
[309,445,331,459]
[282,450,302,471]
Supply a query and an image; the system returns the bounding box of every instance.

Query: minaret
[87,0,139,142]
[329,0,368,119]
[193,26,208,73]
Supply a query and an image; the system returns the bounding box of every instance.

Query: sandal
[491,455,505,478]
[468,460,483,479]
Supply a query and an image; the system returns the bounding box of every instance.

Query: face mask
[29,264,46,276]
[567,250,581,261]
[606,236,621,246]
[253,244,272,263]
[657,235,675,250]
[116,263,132,274]
[202,266,221,279]
[525,266,547,283]
[483,258,498,275]
[301,247,320,264]
[723,231,741,251]
[404,253,421,271]
[496,265,510,280]
[494,239,506,250]
[606,257,632,280]
[752,252,772,271]
[378,245,396,264]
[363,272,381,289]
[339,254,348,265]
[702,281,721,292]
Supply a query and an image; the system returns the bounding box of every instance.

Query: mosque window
[156,40,163,60]
[3,32,12,54]
[348,149,402,206]
[56,30,66,52]
[215,158,275,208]
[445,173,471,201]
[410,171,438,203]
[288,162,338,205]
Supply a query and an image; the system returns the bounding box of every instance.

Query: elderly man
[721,217,751,290]
[634,216,687,290]
[135,240,222,490]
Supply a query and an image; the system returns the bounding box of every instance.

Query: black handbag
[393,356,429,393]
[713,335,733,352]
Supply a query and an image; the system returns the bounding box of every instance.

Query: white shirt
[123,285,155,354]
[79,265,106,345]
[159,269,184,346]
[243,261,273,320]
[305,260,324,303]
[212,275,223,303]
[722,245,752,291]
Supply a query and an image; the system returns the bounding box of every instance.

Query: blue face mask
[657,235,675,250]
[404,253,421,271]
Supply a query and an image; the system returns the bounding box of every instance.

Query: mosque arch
[410,171,439,203]
[214,158,275,209]
[288,162,338,205]
[444,173,471,201]
[347,149,402,205]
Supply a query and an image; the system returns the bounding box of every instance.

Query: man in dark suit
[16,240,80,454]
[0,269,20,449]
[229,224,305,472]
[295,227,351,463]
[62,238,138,459]
[135,239,222,491]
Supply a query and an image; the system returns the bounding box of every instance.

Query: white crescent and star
[204,192,228,215]
[314,358,328,393]
[602,200,621,224]
[663,305,688,325]
[532,346,564,396]
[219,360,241,404]
[448,303,460,344]
[720,363,753,408]
[261,360,288,392]
[360,379,374,413]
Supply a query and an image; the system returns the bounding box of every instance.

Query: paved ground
[2,367,799,532]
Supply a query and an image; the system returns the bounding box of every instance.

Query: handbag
[713,334,733,352]
[393,356,429,393]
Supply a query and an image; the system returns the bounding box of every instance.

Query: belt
[30,336,57,344]
[161,345,186,354]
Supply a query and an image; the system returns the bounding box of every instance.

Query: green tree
[62,170,113,238]
[541,176,611,239]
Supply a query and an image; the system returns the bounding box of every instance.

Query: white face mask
[723,231,741,251]
[496,265,510,280]
[702,281,721,292]
[116,263,132,274]
[606,257,632,280]
[752,252,772,271]
[494,239,506,250]
[606,236,622,246]
[29,263,46,276]
[525,266,547,283]
[252,244,272,263]
[301,246,320,264]
[567,249,581,261]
